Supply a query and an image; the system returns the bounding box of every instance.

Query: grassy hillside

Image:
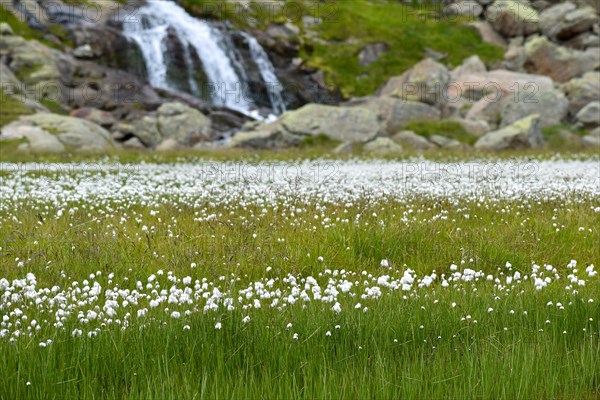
[184,0,504,97]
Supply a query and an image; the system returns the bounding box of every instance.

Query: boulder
[333,142,355,154]
[429,134,465,149]
[0,124,65,153]
[582,127,600,147]
[363,137,403,154]
[132,116,162,148]
[564,32,600,49]
[358,43,389,67]
[448,69,555,102]
[450,56,487,80]
[475,114,544,150]
[227,121,303,149]
[524,36,600,82]
[0,22,13,36]
[346,97,442,134]
[444,1,484,17]
[70,107,116,129]
[563,72,600,115]
[499,89,568,128]
[121,136,146,150]
[452,118,491,136]
[73,44,94,59]
[2,113,113,151]
[539,3,599,40]
[280,104,381,142]
[392,130,437,149]
[502,38,528,71]
[157,102,211,145]
[467,21,508,48]
[575,101,600,128]
[485,0,539,37]
[379,58,450,106]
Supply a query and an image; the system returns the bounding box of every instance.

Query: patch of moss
[542,124,588,138]
[299,133,340,149]
[0,5,72,49]
[0,87,34,127]
[403,120,477,145]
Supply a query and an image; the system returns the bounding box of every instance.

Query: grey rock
[157,102,211,145]
[448,69,554,102]
[379,58,450,106]
[564,32,600,49]
[0,22,13,35]
[429,134,465,149]
[582,127,600,147]
[347,96,441,134]
[156,138,183,152]
[444,1,483,17]
[563,72,600,115]
[70,107,116,129]
[4,113,113,151]
[333,142,355,154]
[452,118,491,136]
[575,101,600,127]
[73,44,94,59]
[475,114,544,150]
[121,137,146,150]
[500,89,568,128]
[524,36,600,82]
[359,43,389,67]
[467,21,508,48]
[392,130,437,149]
[450,56,487,80]
[280,104,381,143]
[228,121,303,149]
[133,116,161,148]
[0,124,65,153]
[363,137,403,154]
[486,0,539,37]
[539,3,599,40]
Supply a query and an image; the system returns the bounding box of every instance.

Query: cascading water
[242,33,286,115]
[122,0,285,118]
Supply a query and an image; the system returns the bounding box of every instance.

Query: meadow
[0,155,599,399]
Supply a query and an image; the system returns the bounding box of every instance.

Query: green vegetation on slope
[0,5,72,49]
[0,88,34,127]
[404,120,478,145]
[183,0,504,98]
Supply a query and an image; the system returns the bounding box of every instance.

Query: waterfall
[122,0,285,118]
[242,33,286,115]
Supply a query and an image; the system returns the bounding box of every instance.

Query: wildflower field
[0,156,599,399]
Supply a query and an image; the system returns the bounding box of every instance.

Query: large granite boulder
[280,104,381,142]
[378,58,450,106]
[575,101,600,128]
[475,114,544,150]
[157,102,211,145]
[1,113,113,151]
[345,97,442,135]
[447,69,555,102]
[485,0,539,37]
[499,89,568,128]
[539,2,599,40]
[524,36,600,82]
[363,137,404,154]
[563,72,600,115]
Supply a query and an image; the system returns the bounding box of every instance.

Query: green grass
[0,87,34,127]
[0,188,599,398]
[0,5,72,49]
[403,120,478,145]
[183,0,504,98]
